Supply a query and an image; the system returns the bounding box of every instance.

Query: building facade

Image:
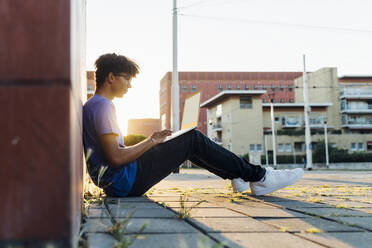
[86,71,96,99]
[200,68,372,158]
[160,72,303,134]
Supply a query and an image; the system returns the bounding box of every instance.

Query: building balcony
[340,106,372,114]
[340,87,372,99]
[281,116,302,128]
[213,138,223,145]
[342,118,372,129]
[309,116,324,128]
[212,123,223,131]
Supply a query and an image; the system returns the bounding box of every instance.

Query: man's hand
[150,130,172,145]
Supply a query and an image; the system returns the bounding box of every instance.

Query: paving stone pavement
[82,169,372,248]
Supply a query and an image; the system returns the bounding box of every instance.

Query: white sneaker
[231,178,250,193]
[250,167,304,196]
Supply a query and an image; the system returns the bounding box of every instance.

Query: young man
[83,53,304,197]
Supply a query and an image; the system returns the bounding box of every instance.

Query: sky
[86,0,372,135]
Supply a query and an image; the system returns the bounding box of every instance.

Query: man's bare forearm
[111,137,154,167]
[99,130,171,168]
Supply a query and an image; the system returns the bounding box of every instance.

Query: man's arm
[98,130,172,168]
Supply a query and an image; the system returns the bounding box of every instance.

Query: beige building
[201,68,372,158]
[127,118,161,137]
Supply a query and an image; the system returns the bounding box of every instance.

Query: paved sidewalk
[82,169,372,248]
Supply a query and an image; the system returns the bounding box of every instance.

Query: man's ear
[106,72,115,84]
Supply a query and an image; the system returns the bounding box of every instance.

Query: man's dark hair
[95,53,139,88]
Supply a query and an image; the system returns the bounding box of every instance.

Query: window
[161,114,166,129]
[272,99,276,103]
[288,86,293,92]
[368,142,372,151]
[182,85,187,92]
[278,144,284,152]
[250,144,255,152]
[257,144,262,152]
[274,116,280,123]
[262,85,267,90]
[271,85,276,91]
[236,85,240,90]
[216,104,222,117]
[301,143,306,152]
[192,85,196,92]
[218,85,223,92]
[351,143,357,151]
[280,99,285,103]
[263,98,268,103]
[245,85,250,90]
[227,85,232,90]
[285,143,292,152]
[294,142,304,152]
[254,85,258,90]
[289,99,294,103]
[280,85,284,92]
[358,142,365,151]
[240,96,252,109]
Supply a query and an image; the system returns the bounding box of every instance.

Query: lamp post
[324,118,329,168]
[269,93,277,169]
[303,55,313,170]
[172,0,180,173]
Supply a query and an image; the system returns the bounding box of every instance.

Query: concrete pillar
[0,0,86,247]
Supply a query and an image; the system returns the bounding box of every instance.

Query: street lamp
[324,117,329,169]
[269,93,277,169]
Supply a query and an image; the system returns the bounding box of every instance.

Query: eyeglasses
[114,73,131,85]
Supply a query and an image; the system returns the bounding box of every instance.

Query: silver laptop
[163,92,201,142]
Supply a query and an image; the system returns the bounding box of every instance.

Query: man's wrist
[151,137,156,145]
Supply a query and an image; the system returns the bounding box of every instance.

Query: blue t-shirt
[83,94,137,197]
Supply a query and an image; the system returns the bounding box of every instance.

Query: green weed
[107,211,148,248]
[178,192,206,219]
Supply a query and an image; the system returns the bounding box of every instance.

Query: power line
[179,13,372,34]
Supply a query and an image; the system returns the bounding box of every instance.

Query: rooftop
[200,90,266,108]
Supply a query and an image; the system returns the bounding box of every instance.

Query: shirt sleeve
[94,101,121,137]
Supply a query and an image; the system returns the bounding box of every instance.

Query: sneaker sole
[252,169,304,196]
[233,184,250,193]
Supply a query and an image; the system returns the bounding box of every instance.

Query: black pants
[127,130,266,196]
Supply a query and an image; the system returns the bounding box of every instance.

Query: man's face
[112,73,132,98]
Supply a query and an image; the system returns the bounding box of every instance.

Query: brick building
[86,71,96,99]
[160,72,303,134]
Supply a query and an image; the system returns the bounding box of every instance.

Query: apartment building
[200,68,372,157]
[160,72,302,134]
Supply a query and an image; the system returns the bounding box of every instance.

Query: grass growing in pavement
[178,192,207,219]
[107,211,148,248]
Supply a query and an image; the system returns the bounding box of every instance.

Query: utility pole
[264,135,269,167]
[303,55,313,170]
[172,0,180,173]
[172,0,180,133]
[324,118,329,168]
[269,94,277,169]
